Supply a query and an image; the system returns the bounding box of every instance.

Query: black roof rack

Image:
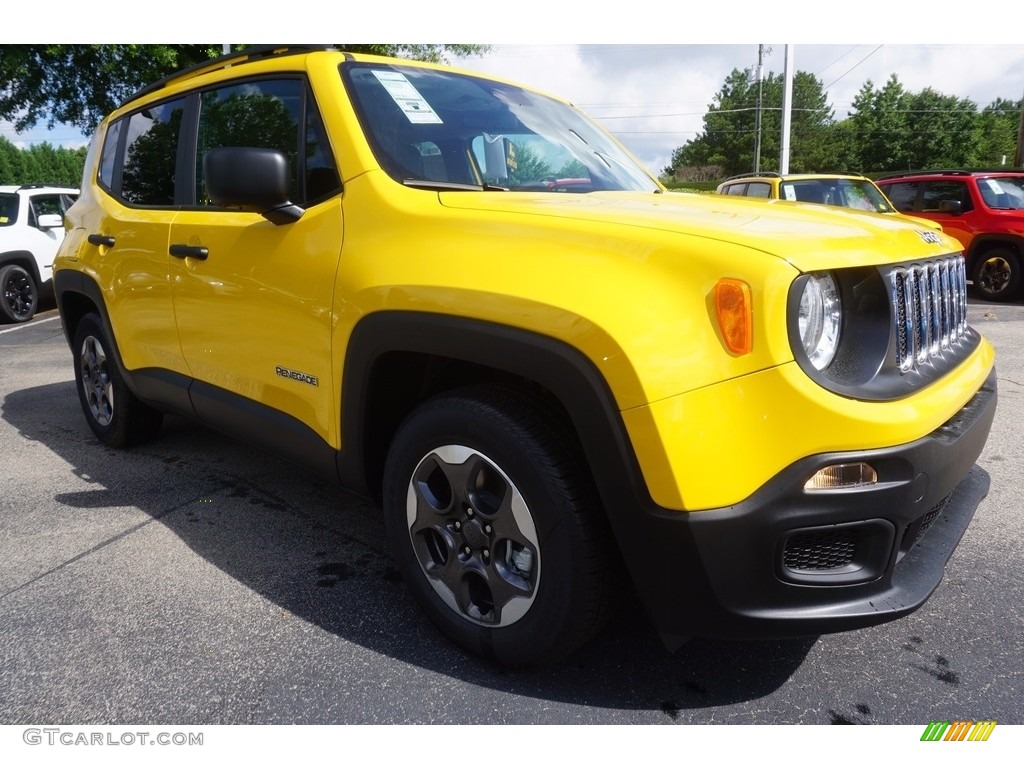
[723,172,782,181]
[16,183,76,191]
[123,45,339,106]
[723,171,874,183]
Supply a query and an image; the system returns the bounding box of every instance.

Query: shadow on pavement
[5,380,833,716]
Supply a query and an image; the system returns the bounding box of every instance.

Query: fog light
[805,462,877,491]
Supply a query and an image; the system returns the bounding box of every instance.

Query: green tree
[0,136,21,183]
[971,97,1021,167]
[665,68,834,178]
[507,142,554,185]
[667,69,755,177]
[903,88,977,169]
[846,76,911,171]
[0,44,488,135]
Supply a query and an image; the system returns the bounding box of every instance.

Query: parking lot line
[0,315,60,336]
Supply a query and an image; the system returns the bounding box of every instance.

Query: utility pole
[753,45,766,173]
[1015,83,1024,167]
[779,45,793,174]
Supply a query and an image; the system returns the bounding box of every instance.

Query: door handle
[169,244,209,260]
[87,234,115,247]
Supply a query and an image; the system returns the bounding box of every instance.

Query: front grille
[889,256,968,373]
[783,529,857,571]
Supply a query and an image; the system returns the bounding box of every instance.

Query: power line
[823,45,884,92]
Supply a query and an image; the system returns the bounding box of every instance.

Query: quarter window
[99,118,124,192]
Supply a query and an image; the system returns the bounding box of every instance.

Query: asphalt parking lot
[1,299,1021,727]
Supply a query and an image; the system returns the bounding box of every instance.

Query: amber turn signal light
[715,279,752,355]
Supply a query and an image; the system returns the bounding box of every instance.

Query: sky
[3,2,1023,177]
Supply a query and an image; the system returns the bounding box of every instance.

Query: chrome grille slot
[889,256,968,374]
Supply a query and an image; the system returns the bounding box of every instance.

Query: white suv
[0,184,78,323]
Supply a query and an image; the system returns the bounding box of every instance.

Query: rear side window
[121,98,188,206]
[0,194,18,226]
[881,182,918,212]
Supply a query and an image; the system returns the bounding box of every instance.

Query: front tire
[972,247,1021,302]
[0,264,39,323]
[72,313,163,447]
[382,387,615,667]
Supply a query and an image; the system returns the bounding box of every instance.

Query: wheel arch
[339,311,652,517]
[53,269,109,351]
[966,233,1024,260]
[0,250,44,285]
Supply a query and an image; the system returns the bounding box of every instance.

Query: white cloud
[455,43,1024,175]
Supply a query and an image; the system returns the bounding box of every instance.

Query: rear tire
[0,264,38,323]
[382,387,615,667]
[72,313,163,447]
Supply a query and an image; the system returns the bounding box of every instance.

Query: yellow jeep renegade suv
[54,46,997,667]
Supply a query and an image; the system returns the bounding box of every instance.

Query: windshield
[978,176,1024,210]
[779,179,895,213]
[0,194,19,226]
[341,63,659,193]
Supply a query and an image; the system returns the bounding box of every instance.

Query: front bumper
[615,368,997,642]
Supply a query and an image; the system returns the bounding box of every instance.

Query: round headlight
[798,273,842,370]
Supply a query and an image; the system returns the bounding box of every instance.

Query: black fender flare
[338,310,649,503]
[0,250,44,285]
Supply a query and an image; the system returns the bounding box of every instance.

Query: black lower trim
[189,379,339,480]
[625,368,997,639]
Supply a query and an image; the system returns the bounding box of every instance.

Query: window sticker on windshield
[783,186,797,201]
[983,179,1005,194]
[372,70,443,124]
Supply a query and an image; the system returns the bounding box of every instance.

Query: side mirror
[938,199,963,216]
[203,147,304,225]
[37,213,64,229]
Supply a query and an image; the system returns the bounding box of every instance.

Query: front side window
[196,79,303,205]
[29,195,73,225]
[746,182,771,198]
[341,63,658,193]
[304,97,341,203]
[921,181,972,213]
[121,98,187,206]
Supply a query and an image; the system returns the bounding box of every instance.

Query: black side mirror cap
[203,147,304,224]
[938,199,963,216]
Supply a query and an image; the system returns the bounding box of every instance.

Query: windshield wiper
[403,179,508,192]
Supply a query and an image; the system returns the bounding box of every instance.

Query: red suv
[877,170,1024,302]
